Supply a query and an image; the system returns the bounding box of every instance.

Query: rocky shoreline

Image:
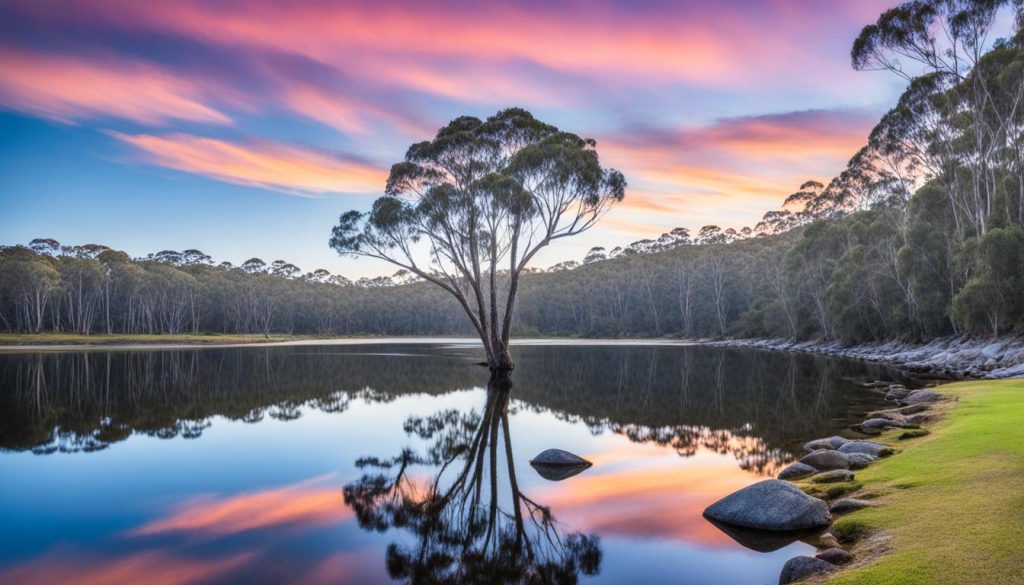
[703,384,949,584]
[700,335,1024,380]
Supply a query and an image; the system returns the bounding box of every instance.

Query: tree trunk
[487,340,515,372]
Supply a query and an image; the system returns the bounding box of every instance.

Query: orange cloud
[0,49,230,126]
[108,132,386,195]
[595,109,876,227]
[130,478,350,537]
[0,551,254,585]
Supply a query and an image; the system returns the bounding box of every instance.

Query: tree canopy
[330,108,625,370]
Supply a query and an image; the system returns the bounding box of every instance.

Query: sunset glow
[0,0,901,272]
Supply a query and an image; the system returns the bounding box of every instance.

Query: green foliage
[953,226,1024,335]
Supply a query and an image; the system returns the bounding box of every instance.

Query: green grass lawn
[822,379,1024,584]
[0,332,314,346]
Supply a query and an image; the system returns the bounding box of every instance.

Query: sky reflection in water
[0,343,902,584]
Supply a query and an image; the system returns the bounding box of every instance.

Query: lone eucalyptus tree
[330,108,625,372]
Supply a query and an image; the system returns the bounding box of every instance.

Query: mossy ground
[0,332,313,347]
[818,379,1024,584]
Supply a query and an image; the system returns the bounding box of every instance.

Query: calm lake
[0,341,906,584]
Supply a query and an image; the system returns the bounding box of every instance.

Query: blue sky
[0,0,911,277]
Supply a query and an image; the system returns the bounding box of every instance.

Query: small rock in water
[816,547,854,566]
[830,498,873,515]
[900,389,942,406]
[703,480,831,531]
[838,441,893,458]
[778,462,817,480]
[779,556,836,584]
[846,452,876,469]
[811,469,855,484]
[799,449,851,471]
[803,436,849,452]
[529,449,592,481]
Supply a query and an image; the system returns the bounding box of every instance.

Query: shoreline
[2,333,1022,380]
[698,335,1024,380]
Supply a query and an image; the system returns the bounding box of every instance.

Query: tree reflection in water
[343,375,602,584]
[1,344,906,474]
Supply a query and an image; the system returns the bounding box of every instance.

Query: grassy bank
[0,333,314,346]
[822,379,1024,584]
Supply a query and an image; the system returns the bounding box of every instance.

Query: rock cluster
[757,382,943,583]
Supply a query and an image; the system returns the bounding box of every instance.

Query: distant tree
[270,260,301,279]
[549,260,580,272]
[241,258,267,274]
[331,108,625,371]
[583,246,607,264]
[28,238,61,256]
[181,249,213,265]
[152,250,183,265]
[697,225,725,245]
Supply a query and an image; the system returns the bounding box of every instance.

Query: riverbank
[702,336,1024,380]
[815,379,1024,584]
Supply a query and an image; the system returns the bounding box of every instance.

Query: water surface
[0,342,903,584]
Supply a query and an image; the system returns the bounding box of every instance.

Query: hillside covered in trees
[2,1,1023,344]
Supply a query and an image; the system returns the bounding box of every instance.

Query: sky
[0,0,908,277]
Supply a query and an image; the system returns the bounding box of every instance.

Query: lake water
[0,341,905,584]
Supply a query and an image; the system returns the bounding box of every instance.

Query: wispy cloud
[0,49,230,126]
[129,476,350,537]
[602,109,877,225]
[108,132,386,196]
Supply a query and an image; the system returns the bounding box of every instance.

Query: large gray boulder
[803,436,849,452]
[778,462,817,480]
[779,556,836,584]
[799,449,851,471]
[838,440,893,458]
[703,480,831,531]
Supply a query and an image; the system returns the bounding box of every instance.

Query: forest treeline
[2,1,1022,343]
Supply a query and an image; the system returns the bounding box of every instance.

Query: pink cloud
[0,48,230,126]
[108,132,386,195]
[129,477,351,537]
